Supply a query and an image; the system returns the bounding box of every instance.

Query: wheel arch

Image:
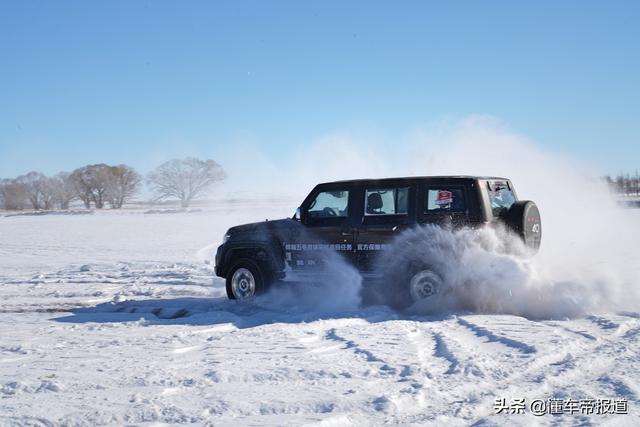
[219,239,285,278]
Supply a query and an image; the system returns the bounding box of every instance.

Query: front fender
[215,238,285,278]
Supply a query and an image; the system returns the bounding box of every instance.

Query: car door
[355,183,416,272]
[286,185,357,270]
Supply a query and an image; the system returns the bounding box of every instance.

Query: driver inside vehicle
[366,192,384,214]
[308,190,349,218]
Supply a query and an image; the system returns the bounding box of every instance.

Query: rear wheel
[409,270,441,302]
[387,263,444,310]
[226,258,268,300]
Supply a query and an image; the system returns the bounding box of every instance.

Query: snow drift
[395,117,640,318]
[375,224,600,319]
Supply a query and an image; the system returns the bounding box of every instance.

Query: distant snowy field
[1,203,639,426]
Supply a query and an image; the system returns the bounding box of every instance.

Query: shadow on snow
[52,294,457,330]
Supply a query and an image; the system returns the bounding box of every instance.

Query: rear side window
[426,188,465,212]
[488,181,516,217]
[365,187,409,215]
[308,190,349,218]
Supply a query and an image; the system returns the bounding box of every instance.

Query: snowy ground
[1,203,639,426]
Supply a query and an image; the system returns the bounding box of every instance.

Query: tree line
[603,173,640,196]
[0,158,226,211]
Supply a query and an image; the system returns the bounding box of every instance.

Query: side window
[308,190,349,218]
[365,187,409,215]
[488,181,516,217]
[426,187,465,212]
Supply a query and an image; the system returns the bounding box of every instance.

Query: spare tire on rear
[503,200,542,253]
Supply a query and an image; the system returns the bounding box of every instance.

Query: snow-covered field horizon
[1,203,639,426]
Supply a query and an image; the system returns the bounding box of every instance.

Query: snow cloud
[221,116,640,318]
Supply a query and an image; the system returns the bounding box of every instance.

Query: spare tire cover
[505,200,542,252]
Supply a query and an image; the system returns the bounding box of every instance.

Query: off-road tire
[225,258,270,300]
[383,261,444,310]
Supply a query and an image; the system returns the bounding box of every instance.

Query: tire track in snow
[398,316,585,424]
[456,318,537,354]
[586,315,620,330]
[1,261,220,317]
[298,323,445,419]
[547,323,597,341]
[431,331,460,375]
[324,328,387,364]
[426,317,537,381]
[404,327,435,378]
[465,315,640,425]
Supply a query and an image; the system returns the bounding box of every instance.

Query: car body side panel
[215,177,525,279]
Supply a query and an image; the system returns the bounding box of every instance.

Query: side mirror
[294,207,302,221]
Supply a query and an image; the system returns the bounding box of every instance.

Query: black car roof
[317,175,509,186]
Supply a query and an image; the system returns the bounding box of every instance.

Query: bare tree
[70,167,93,208]
[42,177,58,210]
[605,173,640,197]
[15,171,48,210]
[105,165,141,208]
[147,158,226,207]
[70,164,111,209]
[88,165,111,209]
[47,172,77,209]
[603,175,616,193]
[0,178,28,210]
[615,175,625,195]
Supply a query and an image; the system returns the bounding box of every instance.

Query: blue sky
[1,0,639,178]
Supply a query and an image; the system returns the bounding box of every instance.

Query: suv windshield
[488,181,516,217]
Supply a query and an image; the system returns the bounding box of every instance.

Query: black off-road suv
[215,176,541,305]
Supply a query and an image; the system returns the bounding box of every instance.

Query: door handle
[341,231,351,236]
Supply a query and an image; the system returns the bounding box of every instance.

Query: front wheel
[225,258,268,300]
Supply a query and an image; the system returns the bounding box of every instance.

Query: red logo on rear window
[435,190,453,206]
